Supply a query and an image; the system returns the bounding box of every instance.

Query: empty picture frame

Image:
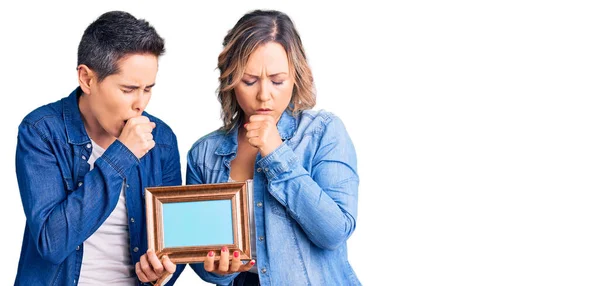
[145,182,252,263]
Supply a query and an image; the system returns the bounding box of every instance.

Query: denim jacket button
[133,247,139,252]
[257,202,263,207]
[258,236,264,241]
[81,155,86,160]
[86,143,91,149]
[261,268,267,274]
[264,167,269,172]
[76,245,80,251]
[77,182,83,187]
[130,218,135,223]
[256,168,262,173]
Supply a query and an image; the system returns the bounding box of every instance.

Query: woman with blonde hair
[137,9,361,285]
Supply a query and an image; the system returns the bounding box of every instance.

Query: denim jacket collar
[62,87,91,146]
[215,110,297,156]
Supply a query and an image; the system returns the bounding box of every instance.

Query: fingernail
[221,246,227,252]
[163,255,169,260]
[244,123,248,128]
[250,260,255,265]
[208,251,215,257]
[233,251,239,258]
[147,248,153,253]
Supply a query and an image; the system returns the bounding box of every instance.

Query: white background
[0,1,599,285]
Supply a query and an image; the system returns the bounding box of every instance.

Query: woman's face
[234,42,295,123]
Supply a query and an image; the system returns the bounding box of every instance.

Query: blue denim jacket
[186,110,361,285]
[13,88,192,285]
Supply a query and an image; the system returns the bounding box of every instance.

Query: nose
[132,91,151,115]
[257,80,270,102]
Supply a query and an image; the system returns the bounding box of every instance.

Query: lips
[255,108,273,115]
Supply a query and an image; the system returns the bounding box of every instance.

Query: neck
[78,94,116,149]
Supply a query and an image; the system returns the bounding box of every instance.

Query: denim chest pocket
[59,161,77,193]
[202,165,227,185]
[69,154,91,193]
[59,143,88,194]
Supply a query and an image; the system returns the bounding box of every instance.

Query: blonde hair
[217,10,316,132]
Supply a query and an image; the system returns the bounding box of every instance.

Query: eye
[242,80,257,86]
[122,89,134,94]
[272,81,284,86]
[144,88,152,93]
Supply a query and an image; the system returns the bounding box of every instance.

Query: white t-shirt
[79,140,136,285]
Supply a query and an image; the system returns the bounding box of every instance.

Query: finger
[218,246,230,273]
[138,116,150,123]
[162,255,177,274]
[245,120,271,131]
[140,253,159,281]
[146,139,156,151]
[204,250,216,272]
[136,123,155,134]
[135,262,150,282]
[229,251,242,272]
[239,260,256,272]
[244,121,261,131]
[128,116,150,125]
[245,129,260,139]
[247,137,261,148]
[147,249,164,275]
[144,132,154,141]
[248,114,273,123]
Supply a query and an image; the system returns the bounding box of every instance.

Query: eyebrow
[120,83,156,89]
[243,72,288,78]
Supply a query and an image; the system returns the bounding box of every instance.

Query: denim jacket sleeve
[257,116,359,250]
[15,121,139,264]
[185,152,238,286]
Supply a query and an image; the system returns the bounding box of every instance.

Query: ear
[77,64,95,95]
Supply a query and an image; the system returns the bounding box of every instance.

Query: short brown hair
[217,10,315,132]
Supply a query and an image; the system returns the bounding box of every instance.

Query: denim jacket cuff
[257,143,298,180]
[98,139,140,179]
[203,271,238,284]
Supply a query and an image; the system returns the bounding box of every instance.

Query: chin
[110,127,122,138]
